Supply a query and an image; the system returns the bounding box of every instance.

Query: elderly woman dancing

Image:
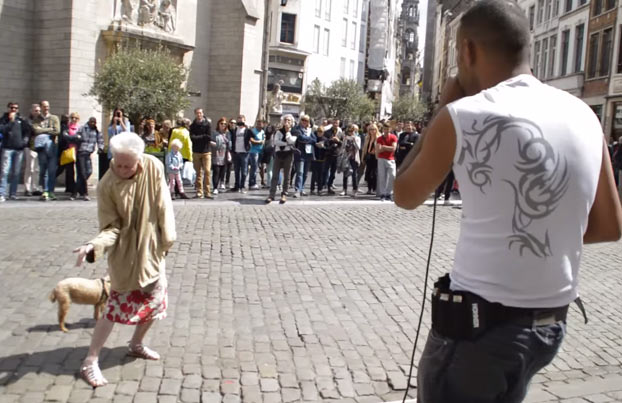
[74,132,176,388]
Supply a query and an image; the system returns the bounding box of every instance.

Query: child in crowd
[166,138,189,199]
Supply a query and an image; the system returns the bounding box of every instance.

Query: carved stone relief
[116,0,177,33]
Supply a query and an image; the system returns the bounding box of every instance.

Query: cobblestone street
[0,198,621,403]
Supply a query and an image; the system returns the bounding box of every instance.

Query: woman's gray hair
[109,132,145,159]
[281,114,294,124]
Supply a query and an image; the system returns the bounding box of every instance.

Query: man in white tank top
[394,1,622,402]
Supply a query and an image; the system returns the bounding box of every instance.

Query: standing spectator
[76,117,103,201]
[229,114,252,192]
[189,108,212,198]
[141,119,164,155]
[340,124,361,197]
[23,104,42,196]
[57,112,80,199]
[248,119,265,190]
[169,118,193,194]
[396,121,420,168]
[32,100,60,201]
[102,108,131,179]
[74,132,176,389]
[361,123,379,195]
[224,119,237,189]
[310,126,327,195]
[266,114,297,204]
[293,115,316,198]
[376,123,398,201]
[157,119,172,149]
[166,138,189,199]
[260,124,276,188]
[0,102,30,202]
[212,117,231,195]
[323,121,343,195]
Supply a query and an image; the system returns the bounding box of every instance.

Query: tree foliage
[391,94,428,122]
[303,78,376,123]
[89,46,190,124]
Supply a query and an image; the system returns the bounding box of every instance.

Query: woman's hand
[73,244,94,267]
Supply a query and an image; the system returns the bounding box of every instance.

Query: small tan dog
[49,276,111,332]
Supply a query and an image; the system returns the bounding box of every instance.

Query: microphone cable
[401,195,438,403]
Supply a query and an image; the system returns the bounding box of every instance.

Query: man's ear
[464,38,477,67]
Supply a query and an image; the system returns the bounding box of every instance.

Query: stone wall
[0,0,35,110]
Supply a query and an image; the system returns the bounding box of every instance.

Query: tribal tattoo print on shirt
[456,115,570,258]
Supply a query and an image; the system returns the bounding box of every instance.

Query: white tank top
[446,74,603,308]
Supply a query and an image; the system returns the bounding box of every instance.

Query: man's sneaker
[69,194,76,201]
[9,195,18,201]
[213,189,219,195]
[32,190,43,196]
[339,191,347,196]
[250,185,260,190]
[279,195,287,204]
[49,193,57,201]
[83,195,90,201]
[300,191,308,197]
[24,191,32,197]
[310,190,317,196]
[195,193,204,199]
[292,193,299,198]
[0,196,5,203]
[240,188,247,194]
[219,185,226,191]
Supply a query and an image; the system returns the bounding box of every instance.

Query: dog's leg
[57,296,70,333]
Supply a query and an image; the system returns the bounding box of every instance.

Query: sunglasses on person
[9,106,18,110]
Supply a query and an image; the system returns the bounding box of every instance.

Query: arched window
[408,6,415,17]
[407,30,415,43]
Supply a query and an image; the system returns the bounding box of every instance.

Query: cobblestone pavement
[0,192,621,403]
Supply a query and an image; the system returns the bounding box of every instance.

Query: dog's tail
[49,290,56,303]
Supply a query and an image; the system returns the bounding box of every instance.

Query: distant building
[266,0,369,119]
[398,0,422,99]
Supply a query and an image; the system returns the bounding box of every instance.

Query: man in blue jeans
[32,100,61,201]
[394,1,622,402]
[0,102,31,202]
[248,119,265,190]
[229,114,252,193]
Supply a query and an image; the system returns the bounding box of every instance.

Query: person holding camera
[266,114,297,204]
[102,108,131,178]
[394,2,622,402]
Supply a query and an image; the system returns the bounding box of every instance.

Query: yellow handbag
[60,147,76,166]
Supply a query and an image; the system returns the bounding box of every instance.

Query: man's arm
[583,140,622,243]
[394,108,456,210]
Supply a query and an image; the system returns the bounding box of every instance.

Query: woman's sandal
[80,361,108,389]
[127,343,161,360]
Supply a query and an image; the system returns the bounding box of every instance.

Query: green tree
[303,78,375,123]
[89,46,190,124]
[391,94,428,122]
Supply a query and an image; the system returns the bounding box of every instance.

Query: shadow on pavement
[0,346,130,385]
[27,318,96,333]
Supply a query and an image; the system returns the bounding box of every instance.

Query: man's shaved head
[459,0,530,64]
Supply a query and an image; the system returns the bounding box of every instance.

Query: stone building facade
[0,0,264,130]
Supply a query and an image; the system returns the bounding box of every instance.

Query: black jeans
[57,160,76,194]
[269,152,294,198]
[76,152,93,196]
[364,155,377,192]
[323,155,338,189]
[310,160,325,192]
[417,322,565,403]
[212,165,226,190]
[435,170,455,199]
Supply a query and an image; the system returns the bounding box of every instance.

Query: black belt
[489,304,569,327]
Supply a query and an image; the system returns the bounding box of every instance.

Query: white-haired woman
[73,132,176,388]
[266,114,297,204]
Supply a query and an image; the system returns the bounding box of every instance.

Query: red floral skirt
[105,278,167,325]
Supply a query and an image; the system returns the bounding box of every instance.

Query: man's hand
[438,76,466,110]
[73,244,94,267]
[8,112,16,121]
